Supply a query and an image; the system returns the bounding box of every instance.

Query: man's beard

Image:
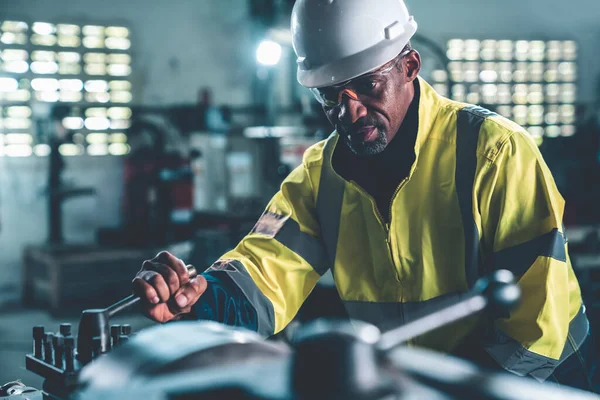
[341,125,388,156]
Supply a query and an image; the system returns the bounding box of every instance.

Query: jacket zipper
[386,177,409,269]
[348,179,408,278]
[388,178,408,225]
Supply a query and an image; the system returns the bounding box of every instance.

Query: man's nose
[337,90,367,124]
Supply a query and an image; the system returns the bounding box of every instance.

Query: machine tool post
[33,326,44,358]
[110,325,121,348]
[44,333,54,364]
[52,335,64,369]
[64,337,75,371]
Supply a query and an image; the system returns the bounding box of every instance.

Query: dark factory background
[0,0,599,395]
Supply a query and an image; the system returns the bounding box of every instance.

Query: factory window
[433,39,578,146]
[0,20,132,157]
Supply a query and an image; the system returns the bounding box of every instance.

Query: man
[133,0,598,392]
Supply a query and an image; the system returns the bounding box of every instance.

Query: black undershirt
[332,80,421,223]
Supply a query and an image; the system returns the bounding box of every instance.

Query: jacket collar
[413,76,443,158]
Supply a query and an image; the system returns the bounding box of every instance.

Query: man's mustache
[337,116,382,136]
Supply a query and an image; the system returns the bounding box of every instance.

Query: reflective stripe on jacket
[214,76,587,381]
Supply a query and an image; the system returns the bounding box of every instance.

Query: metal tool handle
[108,264,198,317]
[78,265,199,364]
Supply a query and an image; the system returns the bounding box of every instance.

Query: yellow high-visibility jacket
[208,77,588,381]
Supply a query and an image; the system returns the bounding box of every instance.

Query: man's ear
[404,50,421,83]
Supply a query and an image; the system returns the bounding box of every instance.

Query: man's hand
[133,251,207,323]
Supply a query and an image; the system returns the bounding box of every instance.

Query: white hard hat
[291,0,418,88]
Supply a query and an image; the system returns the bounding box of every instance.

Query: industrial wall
[0,0,599,306]
[0,0,254,106]
[406,0,600,103]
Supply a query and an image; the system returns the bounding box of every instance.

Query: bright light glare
[57,24,80,35]
[3,49,28,60]
[110,91,132,103]
[5,144,32,157]
[87,144,109,156]
[107,107,132,119]
[59,79,84,92]
[256,40,282,66]
[32,78,59,91]
[85,80,109,92]
[86,133,108,144]
[60,92,83,102]
[7,106,32,118]
[37,92,59,102]
[4,61,29,73]
[5,133,33,144]
[85,117,110,130]
[0,78,19,92]
[34,144,52,156]
[107,64,131,76]
[32,22,55,36]
[31,61,59,74]
[110,119,131,129]
[105,37,130,50]
[108,143,130,155]
[59,143,83,156]
[109,133,127,143]
[106,26,129,37]
[63,117,85,130]
[85,108,107,117]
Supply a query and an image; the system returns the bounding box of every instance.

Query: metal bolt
[121,324,132,336]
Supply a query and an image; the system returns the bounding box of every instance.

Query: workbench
[21,245,157,315]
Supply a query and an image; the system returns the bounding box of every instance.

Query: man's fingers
[134,252,197,323]
[132,273,160,304]
[147,262,181,296]
[137,269,170,302]
[171,276,208,311]
[153,251,189,284]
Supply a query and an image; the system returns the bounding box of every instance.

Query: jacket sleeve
[191,271,259,331]
[476,128,586,381]
[193,163,327,337]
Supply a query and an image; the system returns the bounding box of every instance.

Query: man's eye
[357,80,377,92]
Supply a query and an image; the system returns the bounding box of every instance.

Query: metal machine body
[16,270,600,400]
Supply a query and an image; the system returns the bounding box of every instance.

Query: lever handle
[107,265,198,317]
[377,269,520,352]
[78,265,198,363]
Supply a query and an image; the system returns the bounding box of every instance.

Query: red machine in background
[122,144,194,246]
[98,108,200,248]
